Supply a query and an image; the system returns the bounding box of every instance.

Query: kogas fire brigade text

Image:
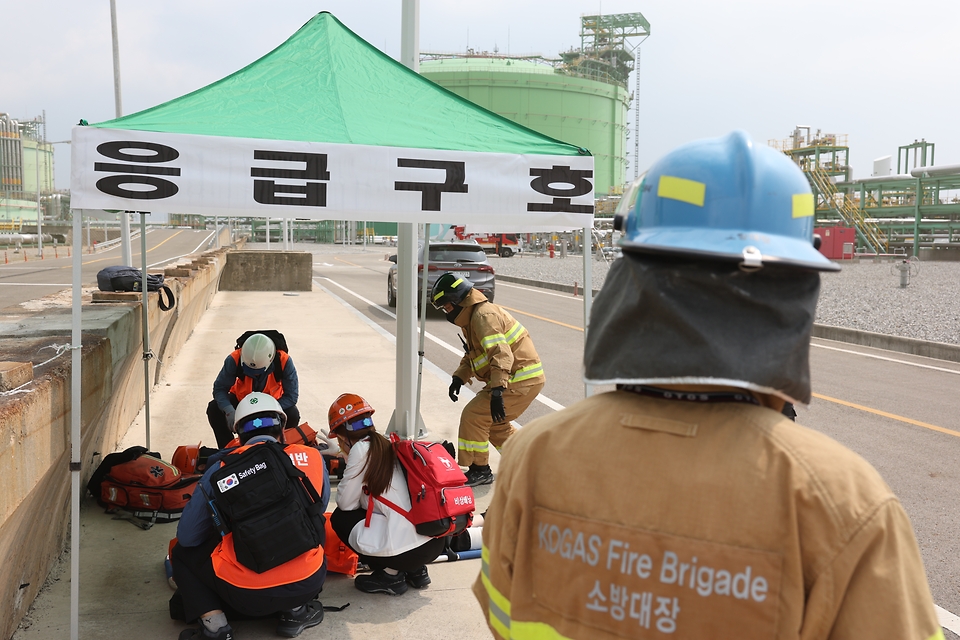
[538,523,769,603]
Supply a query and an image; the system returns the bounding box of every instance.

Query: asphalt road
[313,248,960,624]
[0,229,217,313]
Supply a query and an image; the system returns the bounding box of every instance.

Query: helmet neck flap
[583,254,820,404]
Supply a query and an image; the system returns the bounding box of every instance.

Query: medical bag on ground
[87,446,201,524]
[324,515,359,576]
[206,440,325,573]
[366,434,474,538]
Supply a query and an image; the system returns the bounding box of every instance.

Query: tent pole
[140,212,152,450]
[265,218,270,249]
[583,223,594,397]
[69,207,81,640]
[388,0,423,440]
[414,223,431,440]
[390,223,420,440]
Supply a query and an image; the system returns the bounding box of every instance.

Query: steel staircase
[807,167,887,253]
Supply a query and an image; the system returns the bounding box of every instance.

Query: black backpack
[205,441,325,573]
[96,265,176,311]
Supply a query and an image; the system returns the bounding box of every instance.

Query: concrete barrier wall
[219,251,313,291]
[0,246,231,640]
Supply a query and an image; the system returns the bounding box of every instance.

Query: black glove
[449,376,464,402]
[490,387,506,423]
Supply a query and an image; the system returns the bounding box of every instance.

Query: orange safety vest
[210,441,326,589]
[228,349,289,401]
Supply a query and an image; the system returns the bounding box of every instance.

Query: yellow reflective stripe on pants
[459,438,488,453]
[482,545,573,640]
[482,333,507,349]
[505,321,525,345]
[510,362,544,383]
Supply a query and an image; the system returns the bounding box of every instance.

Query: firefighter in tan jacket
[431,273,544,487]
[474,132,943,640]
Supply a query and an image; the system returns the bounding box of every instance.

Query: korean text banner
[70,127,595,227]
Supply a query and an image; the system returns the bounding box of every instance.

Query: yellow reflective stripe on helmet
[658,175,706,207]
[433,278,465,302]
[482,333,507,349]
[510,362,544,382]
[792,193,814,218]
[505,321,525,345]
[459,438,489,452]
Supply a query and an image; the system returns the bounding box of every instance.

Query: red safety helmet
[328,393,375,434]
[172,442,201,475]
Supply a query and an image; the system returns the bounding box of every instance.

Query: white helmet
[234,392,286,434]
[240,333,276,370]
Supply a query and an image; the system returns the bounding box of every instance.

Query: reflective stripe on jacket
[210,441,326,589]
[228,349,289,400]
[453,289,543,389]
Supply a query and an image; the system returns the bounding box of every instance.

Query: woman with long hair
[327,393,446,596]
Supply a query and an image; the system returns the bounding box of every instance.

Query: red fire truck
[451,226,521,257]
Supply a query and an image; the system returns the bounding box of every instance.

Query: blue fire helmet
[614,131,839,271]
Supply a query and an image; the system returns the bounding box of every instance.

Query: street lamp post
[35,129,43,257]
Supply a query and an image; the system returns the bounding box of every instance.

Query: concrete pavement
[13,280,498,640]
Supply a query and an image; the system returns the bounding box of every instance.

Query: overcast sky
[7,0,959,191]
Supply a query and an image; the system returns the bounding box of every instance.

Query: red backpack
[365,434,475,537]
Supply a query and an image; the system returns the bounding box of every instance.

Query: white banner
[70,127,595,228]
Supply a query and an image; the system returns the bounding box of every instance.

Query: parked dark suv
[387,242,495,308]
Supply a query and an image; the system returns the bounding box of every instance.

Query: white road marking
[812,342,960,375]
[937,604,960,635]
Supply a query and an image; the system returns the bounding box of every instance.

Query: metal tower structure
[560,12,651,88]
[558,11,651,185]
[772,128,960,257]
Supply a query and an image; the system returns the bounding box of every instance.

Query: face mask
[242,364,268,377]
[445,306,461,324]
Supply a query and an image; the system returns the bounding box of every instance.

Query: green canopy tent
[66,12,592,635]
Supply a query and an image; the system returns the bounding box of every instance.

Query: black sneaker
[354,569,409,595]
[277,600,324,638]
[178,625,234,640]
[464,465,494,487]
[406,565,431,589]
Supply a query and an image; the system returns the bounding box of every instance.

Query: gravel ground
[488,253,960,346]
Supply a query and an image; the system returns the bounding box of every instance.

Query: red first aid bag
[88,447,200,523]
[366,434,474,538]
[324,514,359,576]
